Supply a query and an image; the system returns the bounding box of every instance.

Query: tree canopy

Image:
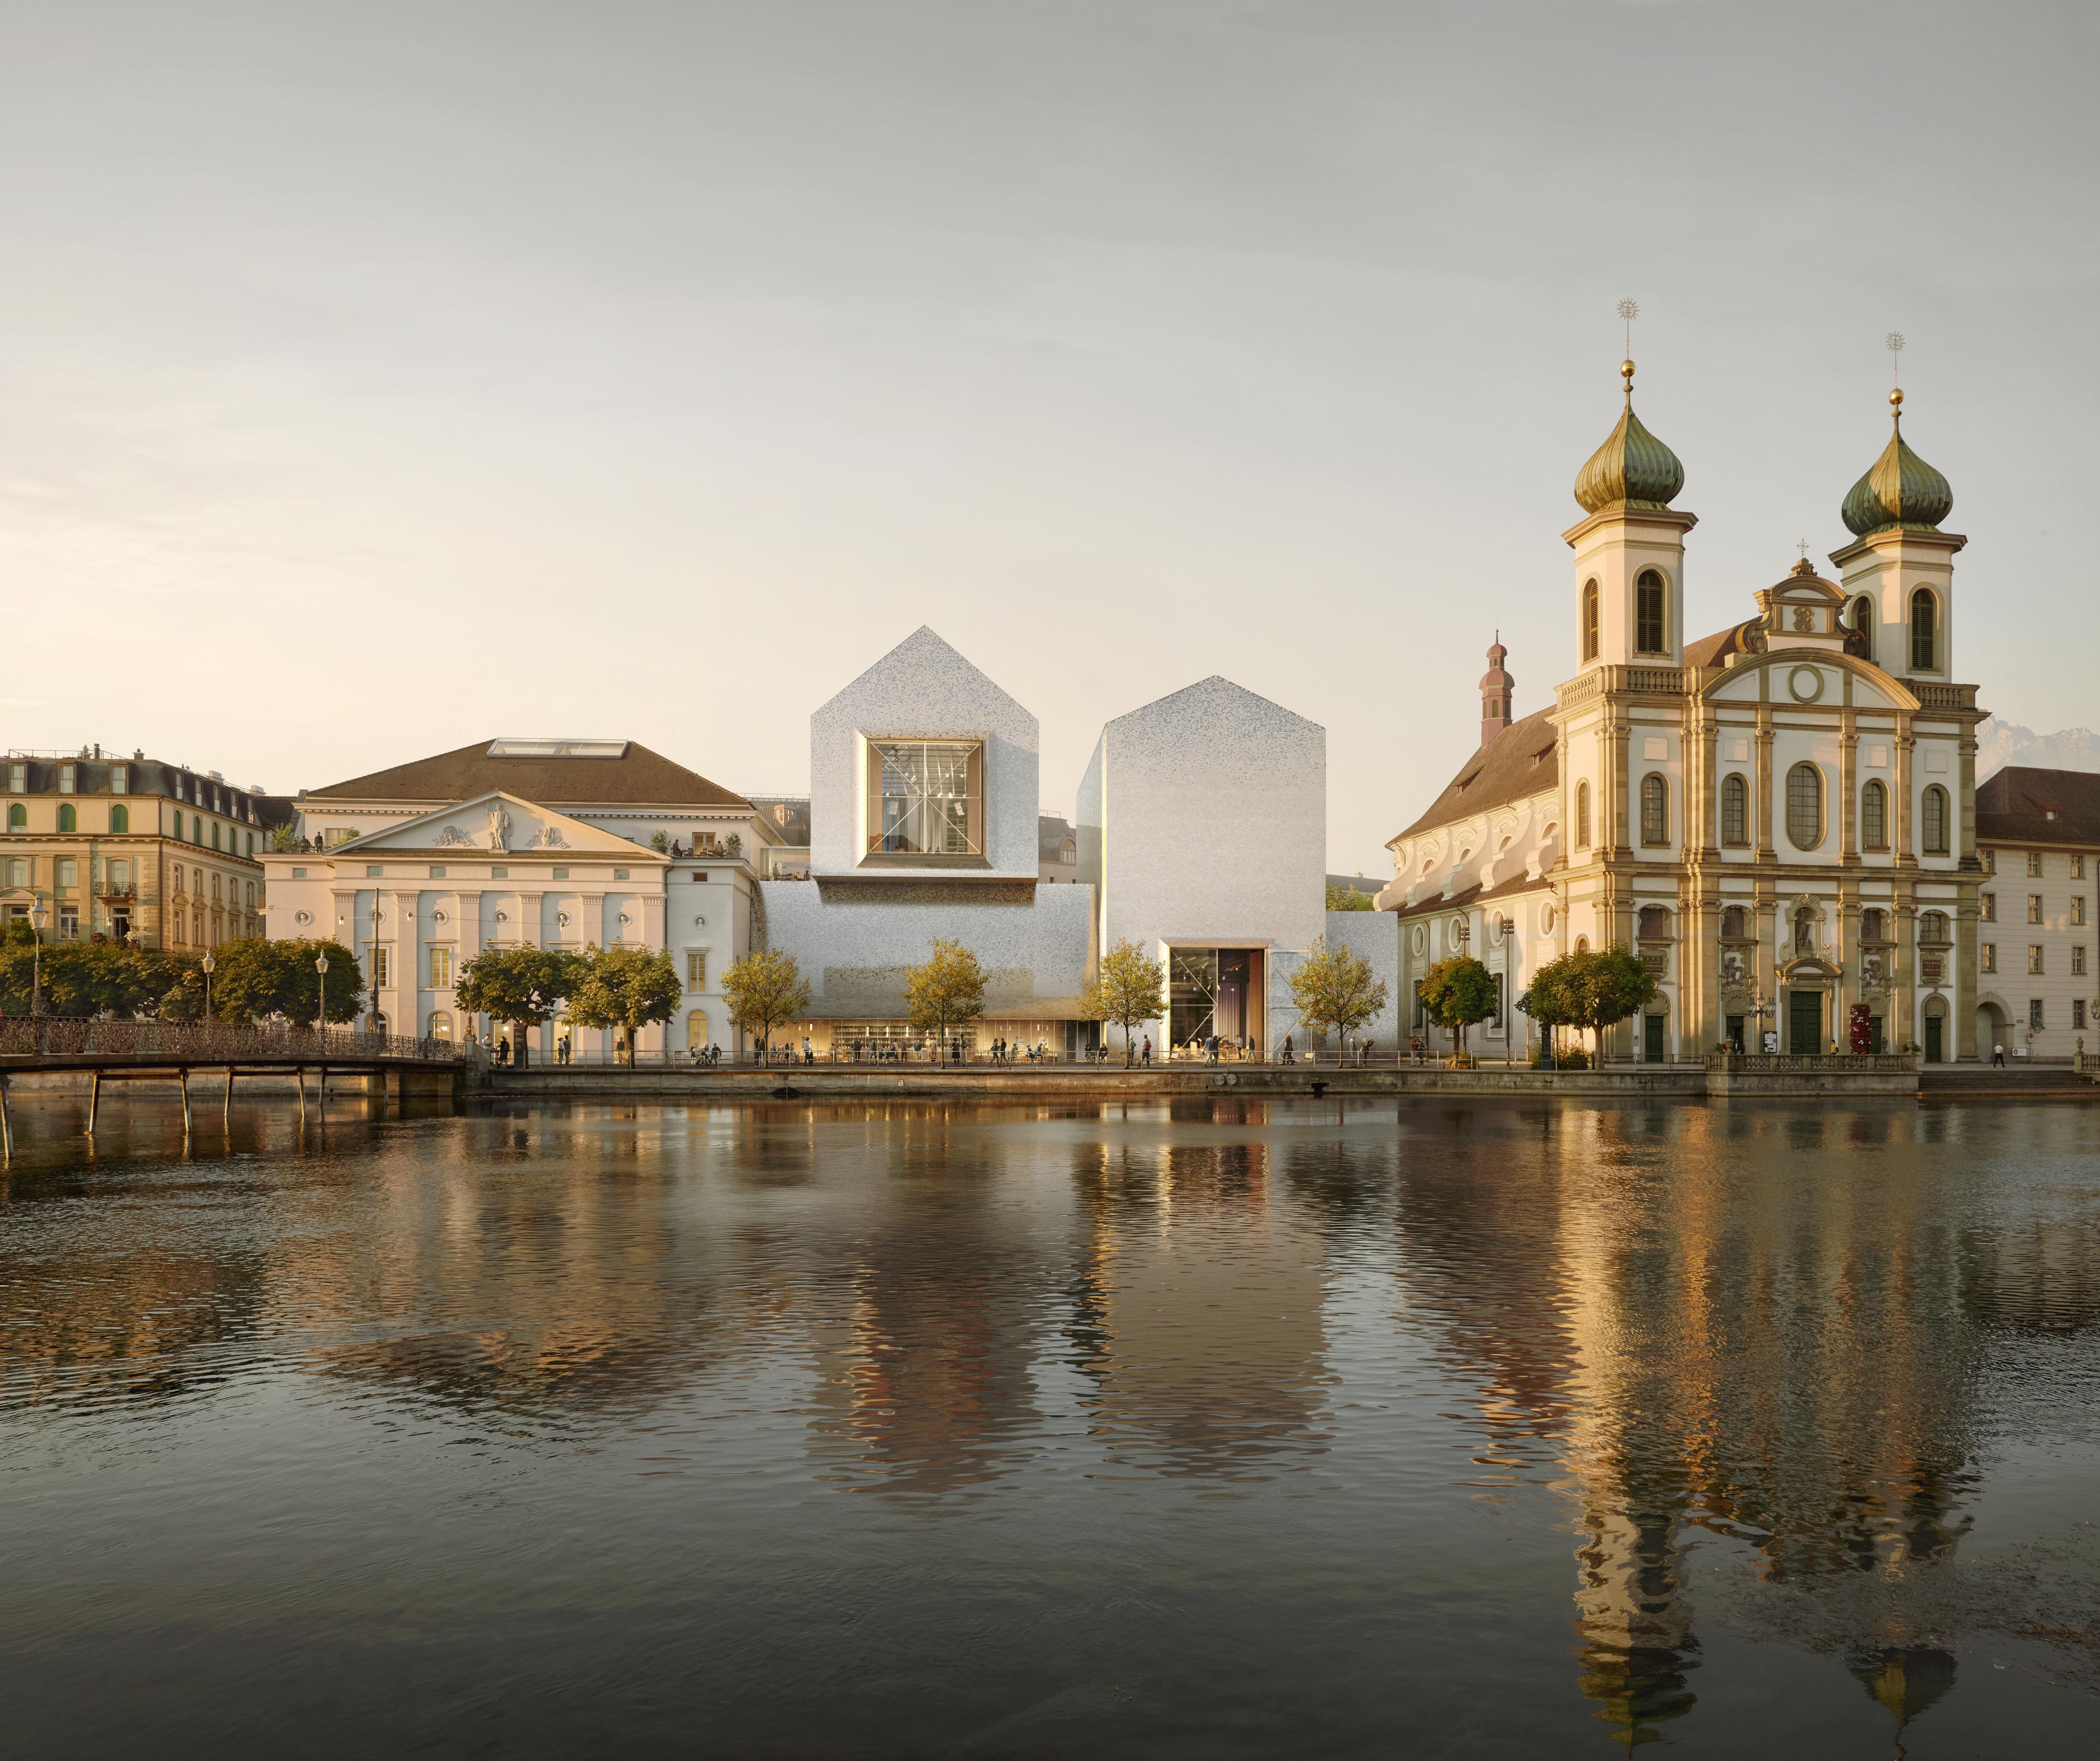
[1080,937,1166,1064]
[720,948,812,1053]
[0,936,219,1021]
[904,938,987,1049]
[1516,944,1656,1059]
[454,945,580,1065]
[205,936,360,1024]
[565,944,682,1056]
[1287,936,1390,1055]
[1415,955,1498,1054]
[1325,884,1375,912]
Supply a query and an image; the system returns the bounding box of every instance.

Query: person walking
[1140,1036,1152,1066]
[1993,1041,2006,1066]
[1281,1034,1294,1066]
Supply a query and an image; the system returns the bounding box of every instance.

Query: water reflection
[0,1094,2096,1754]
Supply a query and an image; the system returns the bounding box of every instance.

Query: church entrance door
[1924,1016,1944,1063]
[1643,1014,1665,1062]
[1788,989,1824,1054]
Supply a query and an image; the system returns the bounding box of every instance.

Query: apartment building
[1973,767,2099,1058]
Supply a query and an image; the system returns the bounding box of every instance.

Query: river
[2,1094,2097,1756]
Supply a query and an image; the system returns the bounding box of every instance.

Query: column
[1894,719,1917,866]
[1754,704,1776,861]
[1839,710,1859,864]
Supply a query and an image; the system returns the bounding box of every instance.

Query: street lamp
[315,952,329,1033]
[28,902,48,1040]
[200,951,215,1023]
[369,902,384,1036]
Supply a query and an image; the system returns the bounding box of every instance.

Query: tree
[0,937,202,1019]
[1416,956,1498,1058]
[1080,937,1167,1065]
[1288,936,1390,1060]
[720,947,812,1057]
[207,937,310,1023]
[1519,945,1656,1063]
[566,944,682,1059]
[1325,883,1375,912]
[453,944,579,1068]
[904,937,987,1056]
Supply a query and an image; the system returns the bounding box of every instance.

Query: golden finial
[1618,299,1638,398]
[1886,331,1905,424]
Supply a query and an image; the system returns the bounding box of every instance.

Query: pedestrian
[1993,1041,2005,1066]
[1140,1036,1152,1066]
[1281,1034,1294,1065]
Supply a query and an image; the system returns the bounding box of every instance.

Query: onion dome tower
[1828,339,1965,685]
[1479,633,1514,748]
[1564,337,1696,673]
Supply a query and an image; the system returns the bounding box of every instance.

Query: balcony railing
[1914,682,1980,712]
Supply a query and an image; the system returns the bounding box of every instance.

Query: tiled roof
[1390,869,1548,921]
[1039,814,1076,860]
[1975,767,2100,845]
[307,739,751,809]
[1393,707,1558,842]
[1684,622,1758,669]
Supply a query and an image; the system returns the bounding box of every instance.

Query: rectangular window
[429,866,446,880]
[2029,895,2044,924]
[110,766,127,794]
[366,865,383,878]
[1982,848,1997,874]
[2028,851,2044,877]
[2073,896,2087,926]
[325,827,358,847]
[552,867,569,880]
[491,866,508,879]
[866,739,984,859]
[2030,998,2046,1031]
[687,949,708,988]
[430,947,454,988]
[614,868,629,880]
[2077,999,2090,1031]
[291,866,307,879]
[59,907,78,939]
[56,858,78,887]
[1981,943,1996,973]
[371,946,390,987]
[1981,893,1996,922]
[7,762,24,791]
[2073,854,2087,879]
[109,859,130,890]
[57,765,74,794]
[2028,944,2044,975]
[2074,946,2089,977]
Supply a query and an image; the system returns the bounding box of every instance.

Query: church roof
[1975,767,2100,845]
[1684,622,1759,669]
[1393,707,1558,842]
[307,738,751,809]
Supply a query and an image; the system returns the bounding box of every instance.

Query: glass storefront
[1168,948,1262,1052]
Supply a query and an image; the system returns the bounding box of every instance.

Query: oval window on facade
[1786,763,1824,850]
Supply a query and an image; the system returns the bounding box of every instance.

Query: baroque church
[1378,356,1984,1063]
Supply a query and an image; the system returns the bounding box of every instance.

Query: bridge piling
[178,1068,192,1137]
[224,1065,234,1132]
[88,1070,101,1136]
[1,1071,10,1160]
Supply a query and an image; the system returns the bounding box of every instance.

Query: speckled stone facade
[1081,675,1327,1046]
[808,626,1040,879]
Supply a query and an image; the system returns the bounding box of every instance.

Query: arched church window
[1719,905,1747,940]
[1910,587,1939,671]
[1574,935,1590,953]
[1861,779,1888,850]
[1635,570,1667,655]
[1861,907,1887,942]
[1786,763,1824,850]
[1582,580,1600,663]
[1637,906,1670,941]
[1639,773,1669,845]
[1576,782,1591,849]
[1922,784,1950,855]
[1847,596,1875,661]
[1720,773,1748,847]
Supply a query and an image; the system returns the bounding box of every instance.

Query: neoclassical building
[1381,363,1984,1062]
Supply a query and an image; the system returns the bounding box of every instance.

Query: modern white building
[262,738,781,1054]
[757,627,1097,1054]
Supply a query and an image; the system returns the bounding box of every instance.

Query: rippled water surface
[4,1093,2099,1757]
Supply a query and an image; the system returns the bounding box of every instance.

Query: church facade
[1379,361,1984,1063]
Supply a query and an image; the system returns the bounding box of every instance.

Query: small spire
[1618,298,1639,402]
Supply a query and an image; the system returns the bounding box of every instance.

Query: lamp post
[28,901,48,1050]
[369,901,384,1036]
[315,952,329,1034]
[201,951,215,1023]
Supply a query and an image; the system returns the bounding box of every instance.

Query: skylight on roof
[486,738,630,759]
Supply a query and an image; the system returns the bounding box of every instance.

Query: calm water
[3,1093,2098,1757]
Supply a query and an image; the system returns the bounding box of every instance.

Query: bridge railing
[0,1018,468,1063]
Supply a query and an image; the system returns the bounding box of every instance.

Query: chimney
[1479,632,1514,748]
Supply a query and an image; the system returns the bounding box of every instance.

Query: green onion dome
[1841,390,1952,537]
[1573,361,1685,515]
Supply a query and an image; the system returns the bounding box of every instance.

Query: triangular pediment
[334,792,668,859]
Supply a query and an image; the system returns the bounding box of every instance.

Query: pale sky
[3,2,2095,870]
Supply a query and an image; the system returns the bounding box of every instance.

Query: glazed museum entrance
[1169,948,1265,1053]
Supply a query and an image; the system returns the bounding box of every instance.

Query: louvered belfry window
[867,739,984,858]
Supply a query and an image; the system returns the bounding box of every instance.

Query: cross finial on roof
[1797,534,1810,562]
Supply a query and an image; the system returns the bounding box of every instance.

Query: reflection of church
[1382,355,1985,1062]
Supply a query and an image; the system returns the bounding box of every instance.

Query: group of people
[987,1036,1049,1064]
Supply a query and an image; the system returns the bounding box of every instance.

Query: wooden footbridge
[0,1018,470,1153]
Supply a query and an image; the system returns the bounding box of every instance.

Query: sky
[3,1,2095,871]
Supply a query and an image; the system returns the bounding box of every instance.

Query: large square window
[866,739,983,860]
